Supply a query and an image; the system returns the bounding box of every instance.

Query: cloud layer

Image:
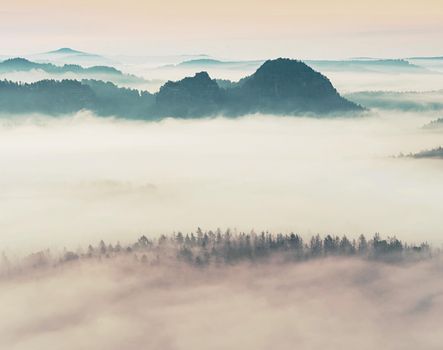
[1,111,442,253]
[1,257,442,350]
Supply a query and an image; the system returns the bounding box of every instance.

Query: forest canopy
[2,231,433,277]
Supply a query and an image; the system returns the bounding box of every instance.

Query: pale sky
[1,0,443,59]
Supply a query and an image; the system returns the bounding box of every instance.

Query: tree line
[1,229,433,275]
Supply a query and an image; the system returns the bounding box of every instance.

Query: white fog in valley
[3,0,443,348]
[1,110,442,253]
[1,257,443,350]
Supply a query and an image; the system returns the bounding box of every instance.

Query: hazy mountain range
[3,47,443,72]
[0,57,146,85]
[28,47,118,66]
[345,90,443,112]
[165,58,436,74]
[0,58,362,119]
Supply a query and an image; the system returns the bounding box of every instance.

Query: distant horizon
[1,46,443,62]
[2,0,443,60]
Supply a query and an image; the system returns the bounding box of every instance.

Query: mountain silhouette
[0,58,363,119]
[226,58,359,114]
[45,48,88,55]
[155,72,225,117]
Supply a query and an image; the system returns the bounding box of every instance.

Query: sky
[1,0,443,59]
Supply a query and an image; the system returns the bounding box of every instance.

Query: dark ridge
[0,80,155,118]
[155,72,225,117]
[0,79,96,115]
[226,58,360,115]
[81,79,155,118]
[0,58,364,119]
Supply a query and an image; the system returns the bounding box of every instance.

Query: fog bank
[0,111,442,253]
[1,257,442,350]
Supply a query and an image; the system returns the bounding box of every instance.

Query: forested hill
[409,146,443,159]
[0,79,155,118]
[0,59,363,119]
[225,58,360,115]
[1,231,432,275]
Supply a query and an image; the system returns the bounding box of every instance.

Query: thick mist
[327,71,443,93]
[345,90,443,112]
[1,56,443,350]
[1,257,443,350]
[1,111,442,253]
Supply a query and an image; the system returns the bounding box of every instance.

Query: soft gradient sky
[1,0,443,59]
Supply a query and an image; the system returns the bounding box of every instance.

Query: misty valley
[1,47,443,350]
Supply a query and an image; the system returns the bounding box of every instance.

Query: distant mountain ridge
[345,90,443,112]
[0,57,145,85]
[0,58,363,119]
[176,58,264,69]
[45,48,87,55]
[179,59,224,66]
[29,47,116,66]
[307,59,429,73]
[407,56,443,60]
[168,57,431,74]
